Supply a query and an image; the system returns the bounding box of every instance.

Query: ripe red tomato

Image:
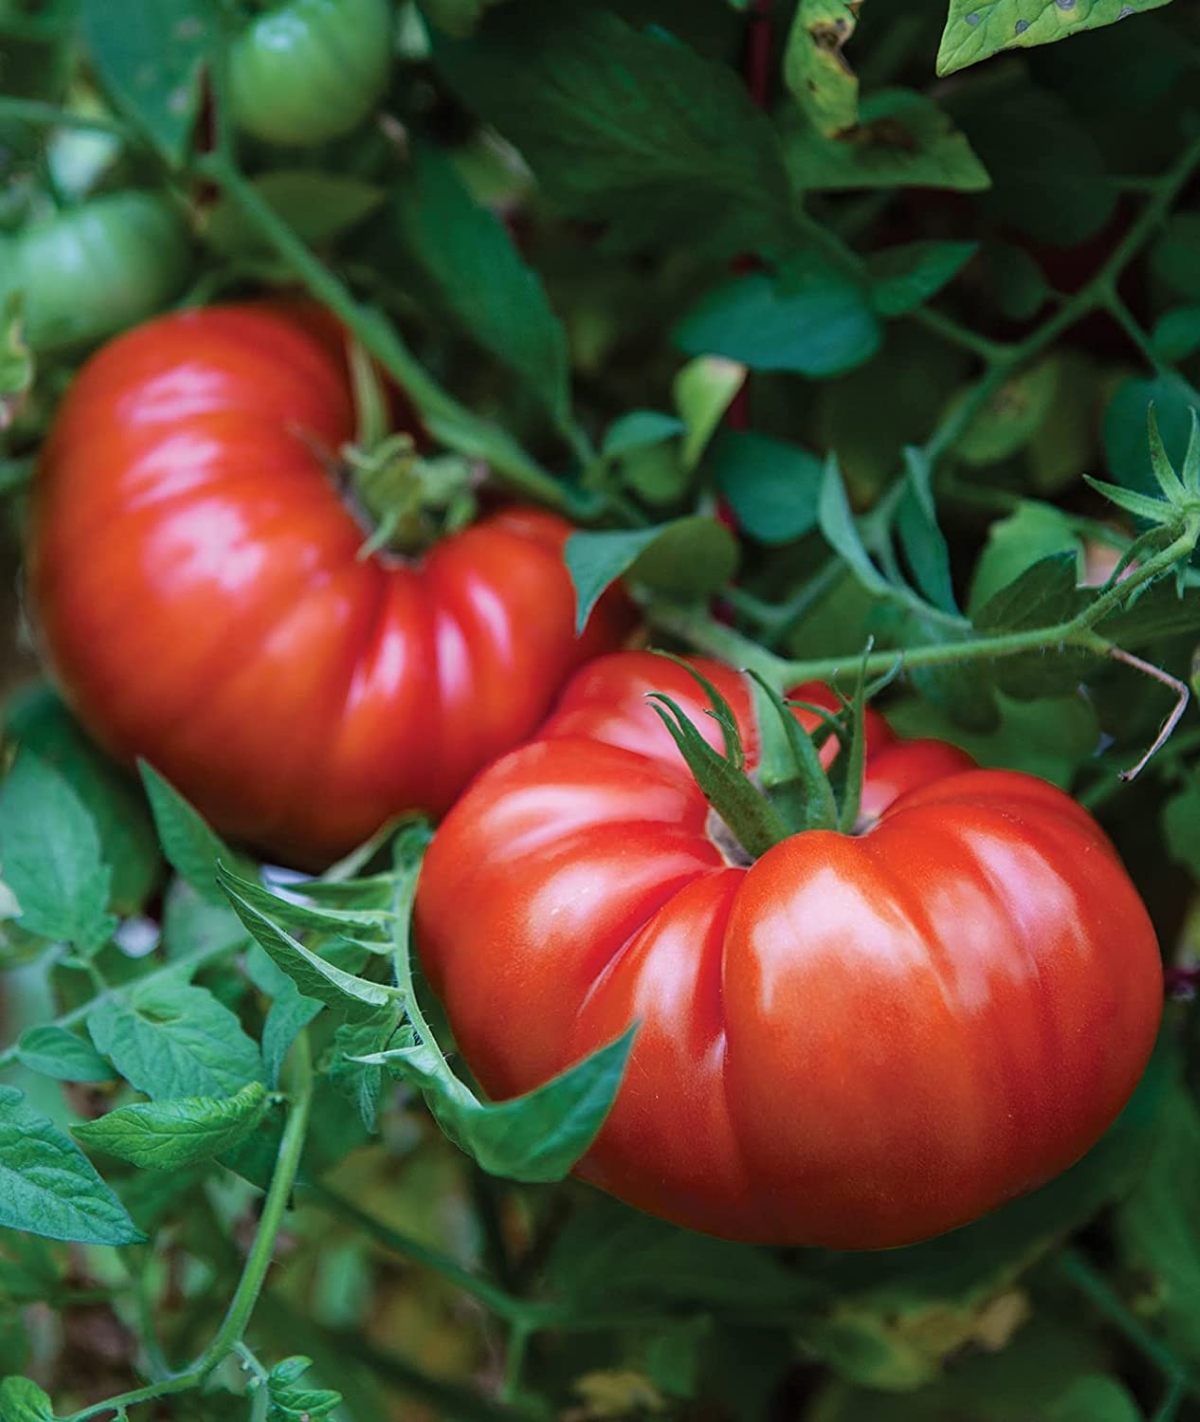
[416,651,1162,1249]
[30,304,631,867]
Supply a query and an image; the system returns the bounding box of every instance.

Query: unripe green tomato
[7,191,191,354]
[229,0,394,148]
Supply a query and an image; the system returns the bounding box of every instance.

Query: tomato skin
[30,304,631,868]
[230,0,394,148]
[5,192,191,353]
[416,651,1162,1249]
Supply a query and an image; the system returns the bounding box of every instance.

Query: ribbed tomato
[415,651,1162,1249]
[30,304,631,867]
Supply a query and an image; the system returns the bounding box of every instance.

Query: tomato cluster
[29,298,1163,1251]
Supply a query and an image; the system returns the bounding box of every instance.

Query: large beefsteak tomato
[30,304,630,867]
[416,651,1163,1249]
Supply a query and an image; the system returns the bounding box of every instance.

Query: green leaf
[1115,1086,1200,1364]
[784,89,989,193]
[866,242,978,318]
[80,0,215,164]
[1152,305,1200,363]
[673,356,745,470]
[711,430,823,545]
[381,143,569,424]
[363,1026,636,1182]
[6,687,160,914]
[432,2,795,256]
[782,0,859,137]
[217,864,399,1017]
[262,984,324,1089]
[953,355,1063,466]
[0,752,115,954]
[952,82,1115,247]
[266,1357,342,1422]
[0,1377,60,1422]
[16,1025,117,1084]
[972,552,1083,633]
[565,519,739,632]
[74,1081,268,1170]
[967,503,1082,617]
[675,255,881,379]
[983,240,1050,322]
[1151,214,1200,301]
[88,980,264,1101]
[326,1017,389,1132]
[894,447,957,614]
[204,171,385,257]
[938,0,1171,76]
[139,763,251,905]
[602,411,685,460]
[0,1086,144,1245]
[1164,774,1200,878]
[818,456,890,596]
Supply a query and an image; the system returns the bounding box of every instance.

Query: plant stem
[0,96,138,141]
[64,1033,314,1422]
[305,1183,538,1325]
[1058,1248,1198,1403]
[194,154,596,521]
[649,519,1200,687]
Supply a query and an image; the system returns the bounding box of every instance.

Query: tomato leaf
[88,980,264,1101]
[16,1025,117,1084]
[673,356,746,471]
[216,863,400,1017]
[0,1377,62,1422]
[139,763,253,905]
[938,0,1171,77]
[431,2,796,256]
[565,520,738,633]
[602,412,686,461]
[378,142,570,428]
[0,751,116,955]
[893,447,958,614]
[818,456,892,597]
[6,687,160,915]
[204,171,385,257]
[674,253,881,379]
[80,0,215,165]
[361,1025,636,1183]
[782,0,860,138]
[73,1081,269,1170]
[784,89,989,193]
[867,242,978,318]
[266,1356,342,1422]
[0,1086,144,1245]
[711,430,824,546]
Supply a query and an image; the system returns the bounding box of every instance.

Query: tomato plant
[30,302,631,866]
[7,0,1200,1419]
[229,0,395,147]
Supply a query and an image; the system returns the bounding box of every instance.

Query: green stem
[305,1183,538,1325]
[0,936,248,1074]
[64,1033,314,1422]
[194,154,596,521]
[0,96,138,141]
[649,519,1200,688]
[1057,1249,1197,1402]
[910,306,1013,364]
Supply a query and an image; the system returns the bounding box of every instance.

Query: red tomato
[30,304,631,868]
[416,651,1162,1249]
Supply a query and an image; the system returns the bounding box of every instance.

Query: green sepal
[836,643,874,835]
[652,651,745,769]
[746,672,839,834]
[647,693,791,859]
[1147,403,1188,503]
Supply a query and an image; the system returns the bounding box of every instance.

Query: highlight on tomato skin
[415,650,1164,1251]
[27,303,634,870]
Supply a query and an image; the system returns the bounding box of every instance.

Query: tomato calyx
[343,336,480,558]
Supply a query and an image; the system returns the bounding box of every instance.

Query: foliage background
[5,0,1200,1418]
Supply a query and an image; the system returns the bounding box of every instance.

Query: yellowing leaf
[937,0,1171,78]
[783,0,861,137]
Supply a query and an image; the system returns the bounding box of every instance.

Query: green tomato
[230,0,395,148]
[7,192,191,354]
